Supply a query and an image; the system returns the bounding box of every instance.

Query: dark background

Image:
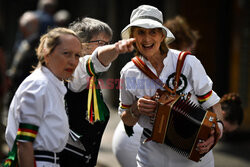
[0,0,249,129]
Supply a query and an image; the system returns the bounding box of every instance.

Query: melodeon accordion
[151,89,220,162]
[132,52,220,162]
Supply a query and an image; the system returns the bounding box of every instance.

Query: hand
[137,96,157,117]
[97,38,135,66]
[114,38,135,54]
[196,129,215,154]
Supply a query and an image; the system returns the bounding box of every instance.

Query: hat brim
[121,19,175,44]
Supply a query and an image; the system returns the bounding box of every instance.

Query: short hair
[36,27,80,68]
[68,17,113,43]
[19,11,40,36]
[220,93,244,125]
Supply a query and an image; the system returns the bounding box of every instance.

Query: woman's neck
[147,52,166,76]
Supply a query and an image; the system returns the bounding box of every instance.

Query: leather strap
[132,56,173,94]
[132,51,190,94]
[173,51,191,93]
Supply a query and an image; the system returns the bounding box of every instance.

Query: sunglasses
[87,40,111,46]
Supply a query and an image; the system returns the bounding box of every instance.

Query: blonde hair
[35,27,80,69]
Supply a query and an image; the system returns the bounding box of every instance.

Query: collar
[139,53,169,72]
[41,66,67,95]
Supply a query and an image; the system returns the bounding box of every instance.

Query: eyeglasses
[87,40,110,46]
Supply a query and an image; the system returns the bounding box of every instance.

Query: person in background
[8,0,57,70]
[164,15,200,52]
[4,27,82,167]
[54,9,71,27]
[0,32,8,106]
[112,15,200,167]
[220,92,244,133]
[165,16,244,134]
[59,17,135,167]
[35,0,58,35]
[118,5,223,167]
[6,11,40,108]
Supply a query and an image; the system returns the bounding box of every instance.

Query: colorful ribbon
[120,103,131,110]
[197,90,212,104]
[86,57,109,123]
[2,123,38,167]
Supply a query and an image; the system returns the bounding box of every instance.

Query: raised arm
[97,38,135,66]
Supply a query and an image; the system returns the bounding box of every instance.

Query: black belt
[143,128,152,138]
[34,150,59,164]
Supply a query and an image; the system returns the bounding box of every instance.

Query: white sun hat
[121,5,175,44]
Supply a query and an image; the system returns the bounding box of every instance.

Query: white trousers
[36,161,60,167]
[136,134,214,167]
[112,122,143,167]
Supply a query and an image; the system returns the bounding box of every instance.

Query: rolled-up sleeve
[189,56,220,109]
[200,90,220,109]
[118,70,136,115]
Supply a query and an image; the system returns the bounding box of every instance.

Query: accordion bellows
[151,89,218,162]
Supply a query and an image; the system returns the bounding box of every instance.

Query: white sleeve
[202,90,220,109]
[91,47,111,73]
[188,56,220,109]
[118,70,136,115]
[69,48,111,92]
[17,80,45,127]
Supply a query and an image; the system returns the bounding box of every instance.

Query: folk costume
[5,66,69,167]
[119,49,220,167]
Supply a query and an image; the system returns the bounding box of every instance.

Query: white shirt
[5,66,69,152]
[119,49,220,131]
[69,48,111,92]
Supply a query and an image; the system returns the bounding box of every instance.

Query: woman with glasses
[59,17,135,167]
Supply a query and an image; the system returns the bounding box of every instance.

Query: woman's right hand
[121,96,157,126]
[137,96,157,117]
[97,38,135,66]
